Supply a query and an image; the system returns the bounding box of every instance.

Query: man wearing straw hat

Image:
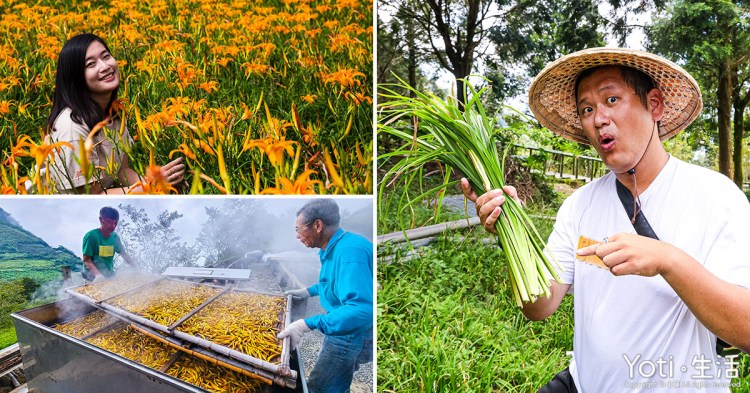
[463,47,750,392]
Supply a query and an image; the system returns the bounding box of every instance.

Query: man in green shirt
[82,206,136,281]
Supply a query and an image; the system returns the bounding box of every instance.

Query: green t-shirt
[82,229,123,277]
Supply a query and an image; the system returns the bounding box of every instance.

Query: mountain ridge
[0,208,21,228]
[0,209,81,283]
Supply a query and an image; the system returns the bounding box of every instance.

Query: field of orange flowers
[0,0,372,194]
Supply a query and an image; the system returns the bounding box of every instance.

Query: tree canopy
[379,0,750,184]
[648,0,750,182]
[196,199,278,264]
[116,204,198,274]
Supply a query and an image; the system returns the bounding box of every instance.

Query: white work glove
[284,288,310,299]
[92,275,106,283]
[277,319,311,350]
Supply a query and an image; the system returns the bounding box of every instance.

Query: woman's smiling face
[84,40,119,96]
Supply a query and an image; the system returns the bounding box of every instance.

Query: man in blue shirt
[277,199,373,393]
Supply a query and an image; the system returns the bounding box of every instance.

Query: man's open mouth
[600,135,615,151]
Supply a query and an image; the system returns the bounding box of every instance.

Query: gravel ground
[298,297,373,393]
[238,262,282,293]
[439,195,478,217]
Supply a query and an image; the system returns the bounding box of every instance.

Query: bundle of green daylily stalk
[379,78,563,307]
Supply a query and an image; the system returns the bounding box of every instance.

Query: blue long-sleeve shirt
[304,228,373,336]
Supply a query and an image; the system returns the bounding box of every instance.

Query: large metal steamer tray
[65,274,296,388]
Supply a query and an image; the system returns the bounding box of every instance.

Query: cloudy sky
[0,196,373,258]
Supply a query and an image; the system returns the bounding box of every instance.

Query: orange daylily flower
[329,34,361,53]
[240,103,253,120]
[334,0,359,11]
[340,23,369,36]
[135,59,156,75]
[154,39,185,53]
[5,134,73,168]
[301,94,317,104]
[109,98,127,117]
[211,45,241,57]
[199,140,215,156]
[165,97,206,120]
[198,81,219,93]
[169,142,197,161]
[306,28,322,39]
[345,91,372,106]
[260,169,322,194]
[175,63,200,89]
[322,68,365,91]
[198,173,227,194]
[300,124,318,146]
[291,103,318,146]
[250,43,276,58]
[242,62,271,76]
[36,33,61,60]
[322,148,345,189]
[264,116,293,138]
[0,164,19,194]
[84,119,109,155]
[130,163,177,194]
[4,135,73,192]
[243,138,296,168]
[122,25,143,43]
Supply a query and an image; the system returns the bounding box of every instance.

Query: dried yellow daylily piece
[577,236,609,270]
[166,353,264,393]
[85,322,176,369]
[52,310,117,338]
[109,279,220,326]
[178,292,285,363]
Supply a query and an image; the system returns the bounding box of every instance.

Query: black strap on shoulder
[615,180,659,240]
[616,180,739,355]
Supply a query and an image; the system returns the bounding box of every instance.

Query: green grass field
[377,213,750,392]
[378,218,576,392]
[0,259,62,282]
[0,326,16,350]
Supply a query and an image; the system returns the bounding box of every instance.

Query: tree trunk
[423,0,484,110]
[407,16,418,98]
[718,62,733,177]
[732,101,746,187]
[452,55,475,108]
[731,61,750,189]
[455,77,466,107]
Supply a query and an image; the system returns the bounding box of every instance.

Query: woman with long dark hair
[45,33,184,194]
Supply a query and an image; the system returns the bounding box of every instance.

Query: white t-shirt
[547,156,750,392]
[45,107,132,193]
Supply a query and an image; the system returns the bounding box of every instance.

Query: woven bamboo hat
[528,47,702,145]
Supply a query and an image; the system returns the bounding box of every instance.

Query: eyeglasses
[100,218,118,224]
[295,220,315,233]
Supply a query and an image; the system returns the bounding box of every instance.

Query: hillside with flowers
[0,0,372,194]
